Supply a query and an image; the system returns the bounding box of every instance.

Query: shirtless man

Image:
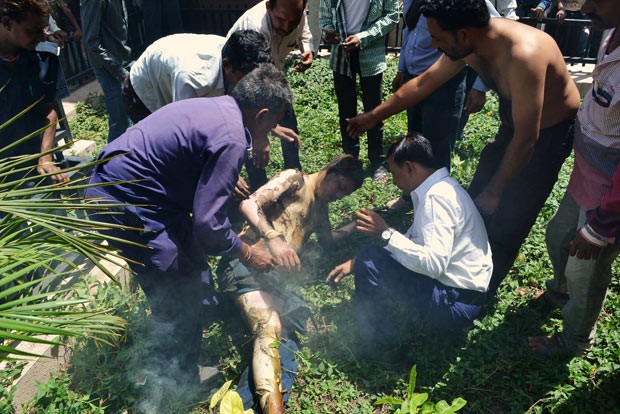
[347,0,581,294]
[218,155,364,414]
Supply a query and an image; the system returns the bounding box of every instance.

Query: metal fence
[59,35,93,89]
[180,0,260,35]
[518,16,602,65]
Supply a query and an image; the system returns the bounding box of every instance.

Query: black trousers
[333,50,384,170]
[245,106,302,191]
[468,119,574,294]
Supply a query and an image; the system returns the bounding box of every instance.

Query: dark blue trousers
[354,245,483,347]
[85,184,214,382]
[406,69,466,171]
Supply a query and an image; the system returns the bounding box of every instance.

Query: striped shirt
[319,0,399,78]
[568,28,620,242]
[227,0,315,70]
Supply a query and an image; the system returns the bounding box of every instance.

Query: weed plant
[15,57,619,413]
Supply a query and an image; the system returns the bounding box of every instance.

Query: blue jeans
[406,69,466,171]
[94,67,130,142]
[354,245,484,347]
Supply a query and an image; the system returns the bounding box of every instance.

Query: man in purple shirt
[85,64,291,391]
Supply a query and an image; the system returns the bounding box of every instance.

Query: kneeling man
[328,134,492,352]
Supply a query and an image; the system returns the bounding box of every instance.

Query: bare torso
[464,19,580,128]
[239,170,329,252]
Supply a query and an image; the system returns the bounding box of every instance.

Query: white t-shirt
[130,34,226,112]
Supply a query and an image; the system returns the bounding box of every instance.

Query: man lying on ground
[217,154,364,414]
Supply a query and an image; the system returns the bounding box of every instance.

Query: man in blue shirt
[393,0,499,171]
[85,64,290,393]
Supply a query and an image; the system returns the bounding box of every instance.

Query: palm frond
[0,102,139,360]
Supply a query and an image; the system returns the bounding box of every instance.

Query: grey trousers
[546,193,620,352]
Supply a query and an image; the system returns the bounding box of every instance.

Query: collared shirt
[385,168,493,292]
[94,95,250,267]
[0,50,57,164]
[320,0,399,77]
[130,34,226,113]
[398,0,499,90]
[227,0,315,70]
[568,28,620,242]
[81,0,132,81]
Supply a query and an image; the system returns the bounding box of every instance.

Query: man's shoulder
[9,51,59,92]
[148,33,224,51]
[427,177,474,207]
[428,176,462,196]
[270,169,306,191]
[137,34,224,69]
[505,22,558,64]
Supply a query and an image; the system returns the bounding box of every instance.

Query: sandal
[517,286,545,300]
[526,335,574,357]
[517,287,568,310]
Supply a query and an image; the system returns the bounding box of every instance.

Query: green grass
[11,57,620,413]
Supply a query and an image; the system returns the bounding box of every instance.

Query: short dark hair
[231,63,293,114]
[323,154,365,190]
[420,0,490,31]
[268,0,309,9]
[387,133,437,169]
[0,0,50,21]
[223,30,273,74]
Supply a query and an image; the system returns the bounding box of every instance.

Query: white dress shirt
[227,0,315,70]
[130,34,226,113]
[385,168,493,292]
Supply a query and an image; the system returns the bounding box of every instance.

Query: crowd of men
[1,0,618,412]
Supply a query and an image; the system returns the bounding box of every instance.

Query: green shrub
[22,372,105,414]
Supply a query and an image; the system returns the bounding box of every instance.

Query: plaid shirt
[319,0,399,78]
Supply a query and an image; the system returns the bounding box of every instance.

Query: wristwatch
[381,227,395,242]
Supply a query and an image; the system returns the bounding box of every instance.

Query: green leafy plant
[68,93,109,154]
[375,365,466,414]
[21,372,105,413]
[209,380,253,414]
[0,361,25,412]
[16,57,620,414]
[0,99,139,360]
